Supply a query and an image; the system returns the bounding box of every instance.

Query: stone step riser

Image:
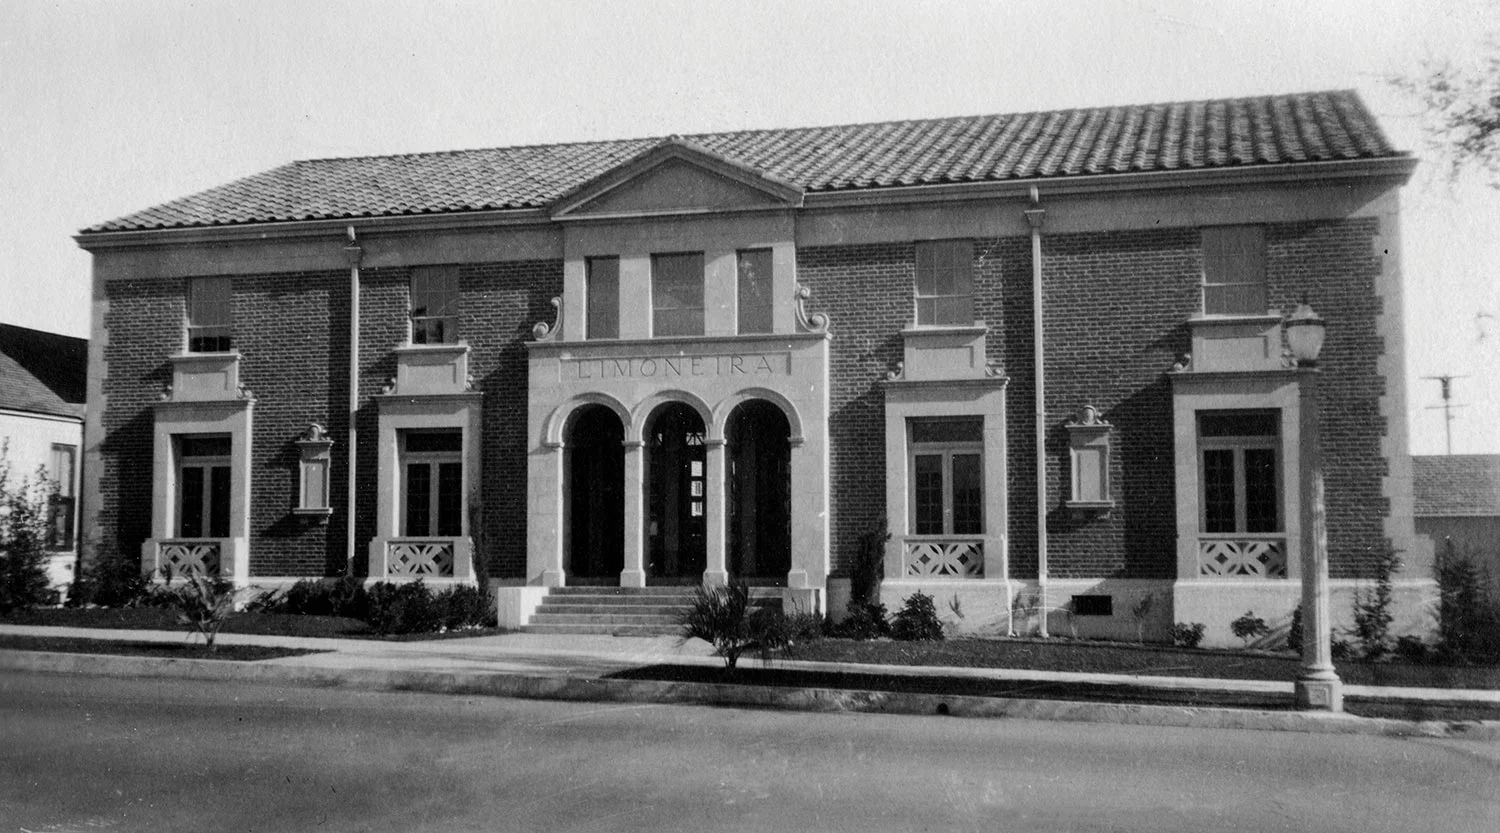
[537,598,781,610]
[520,624,680,636]
[547,587,783,598]
[529,614,681,626]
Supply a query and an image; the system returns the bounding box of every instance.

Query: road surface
[2,671,1497,832]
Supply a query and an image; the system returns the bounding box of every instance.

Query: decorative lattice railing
[158,540,222,577]
[1198,536,1287,578]
[388,539,456,577]
[904,538,984,578]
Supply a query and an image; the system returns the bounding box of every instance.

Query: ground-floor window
[909,417,983,535]
[1197,410,1280,534]
[401,429,463,537]
[46,443,77,549]
[177,435,231,538]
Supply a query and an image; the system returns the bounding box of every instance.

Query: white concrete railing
[156,539,223,577]
[1198,535,1287,578]
[386,539,457,577]
[903,537,984,578]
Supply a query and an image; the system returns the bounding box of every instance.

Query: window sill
[1187,311,1283,325]
[1066,499,1115,514]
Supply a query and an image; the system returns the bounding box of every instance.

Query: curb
[6,649,1497,740]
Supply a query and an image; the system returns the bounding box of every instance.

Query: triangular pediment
[550,139,803,219]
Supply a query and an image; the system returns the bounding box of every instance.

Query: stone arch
[713,387,805,446]
[543,392,633,447]
[631,390,715,443]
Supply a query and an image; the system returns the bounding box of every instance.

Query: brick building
[76,90,1433,644]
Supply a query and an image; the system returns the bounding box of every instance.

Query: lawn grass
[0,634,320,661]
[0,607,508,641]
[785,637,1500,690]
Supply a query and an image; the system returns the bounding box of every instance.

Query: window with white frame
[915,240,974,327]
[410,266,460,344]
[400,430,463,537]
[586,256,620,340]
[737,248,774,334]
[177,435,232,538]
[652,252,705,337]
[909,417,984,535]
[1197,410,1280,533]
[1202,226,1267,315]
[46,443,76,550]
[187,277,233,352]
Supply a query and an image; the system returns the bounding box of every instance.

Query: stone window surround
[1170,370,1304,580]
[368,393,482,585]
[882,378,1009,584]
[145,397,254,585]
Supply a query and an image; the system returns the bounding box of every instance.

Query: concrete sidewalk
[3,624,1499,739]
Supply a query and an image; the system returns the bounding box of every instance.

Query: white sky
[1,0,1497,454]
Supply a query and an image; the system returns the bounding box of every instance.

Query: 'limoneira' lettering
[570,353,786,380]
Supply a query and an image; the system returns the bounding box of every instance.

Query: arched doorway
[726,400,792,583]
[565,405,624,584]
[645,402,707,584]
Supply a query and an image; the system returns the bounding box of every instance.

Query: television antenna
[1422,374,1469,455]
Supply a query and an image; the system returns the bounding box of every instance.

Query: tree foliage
[1391,42,1500,187]
[0,445,59,613]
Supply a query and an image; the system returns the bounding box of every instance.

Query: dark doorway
[646,402,707,584]
[726,400,792,584]
[565,405,625,584]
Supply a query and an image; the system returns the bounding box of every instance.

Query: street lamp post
[1287,301,1342,711]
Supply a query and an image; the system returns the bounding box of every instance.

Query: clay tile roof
[83,90,1404,234]
[1413,455,1500,517]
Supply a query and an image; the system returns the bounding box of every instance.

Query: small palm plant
[679,581,753,669]
[171,572,237,650]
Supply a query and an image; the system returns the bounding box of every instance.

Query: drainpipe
[1024,188,1048,637]
[343,226,363,576]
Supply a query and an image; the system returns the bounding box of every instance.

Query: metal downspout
[1024,190,1048,637]
[343,226,362,576]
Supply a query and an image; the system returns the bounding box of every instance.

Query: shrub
[1351,548,1402,660]
[1331,638,1353,661]
[0,452,58,613]
[364,580,443,635]
[1435,542,1500,663]
[679,581,754,668]
[849,517,889,607]
[169,572,237,649]
[1129,593,1157,644]
[284,579,334,616]
[891,592,944,641]
[1286,605,1303,654]
[1229,611,1269,648]
[436,583,494,630]
[828,600,890,640]
[1395,634,1429,664]
[1171,622,1206,649]
[68,545,153,608]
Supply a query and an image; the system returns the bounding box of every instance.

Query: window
[737,249,774,334]
[586,257,620,339]
[178,435,231,538]
[411,266,459,344]
[400,430,463,537]
[652,252,704,337]
[46,444,77,550]
[915,240,973,326]
[1198,410,1280,533]
[1202,226,1266,315]
[909,418,983,535]
[187,277,232,352]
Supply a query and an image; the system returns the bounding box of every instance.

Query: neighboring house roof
[83,90,1404,233]
[1413,455,1500,517]
[0,324,87,419]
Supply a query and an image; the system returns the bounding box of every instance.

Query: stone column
[703,438,728,586]
[620,439,647,587]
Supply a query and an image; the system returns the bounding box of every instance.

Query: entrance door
[645,403,707,584]
[726,400,791,583]
[565,406,625,583]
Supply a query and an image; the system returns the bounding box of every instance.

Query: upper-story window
[187,277,232,352]
[1202,226,1266,315]
[411,266,459,344]
[915,240,974,327]
[1198,410,1280,534]
[737,249,774,335]
[586,256,620,340]
[652,252,705,337]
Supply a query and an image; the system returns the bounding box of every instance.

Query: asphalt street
[2,671,1497,833]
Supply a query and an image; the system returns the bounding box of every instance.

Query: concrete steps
[522,585,782,636]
